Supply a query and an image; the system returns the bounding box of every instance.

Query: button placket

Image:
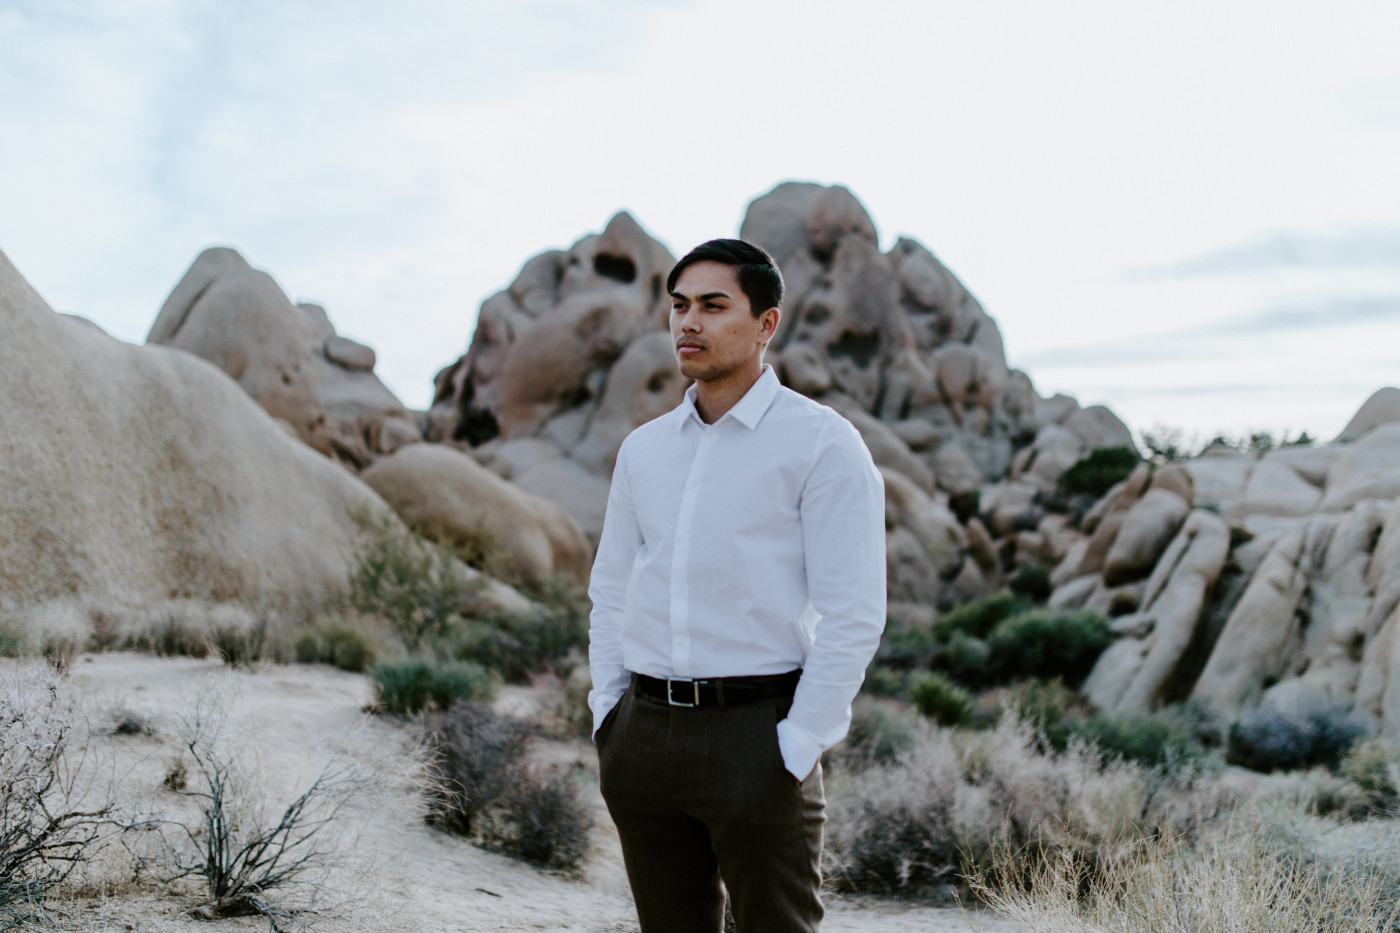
[669,425,716,678]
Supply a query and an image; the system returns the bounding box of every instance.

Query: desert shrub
[860,664,911,699]
[0,665,118,923]
[348,508,482,652]
[449,605,587,683]
[1000,677,1083,749]
[1340,739,1400,815]
[985,609,1111,686]
[940,631,990,685]
[426,702,591,873]
[293,618,378,673]
[371,659,494,715]
[1073,709,1207,768]
[1008,560,1052,603]
[975,822,1400,933]
[826,714,1161,898]
[909,673,973,727]
[484,773,592,872]
[839,696,920,766]
[1227,700,1367,773]
[933,591,1024,641]
[876,623,938,671]
[160,691,381,929]
[0,632,19,657]
[1057,446,1140,499]
[109,707,155,737]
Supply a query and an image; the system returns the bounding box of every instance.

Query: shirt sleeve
[777,418,887,779]
[587,441,643,742]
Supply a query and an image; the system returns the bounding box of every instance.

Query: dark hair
[666,239,784,317]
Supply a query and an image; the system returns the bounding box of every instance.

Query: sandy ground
[24,653,1018,933]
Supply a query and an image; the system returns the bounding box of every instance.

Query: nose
[676,306,701,332]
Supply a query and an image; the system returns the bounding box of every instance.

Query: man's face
[669,261,778,384]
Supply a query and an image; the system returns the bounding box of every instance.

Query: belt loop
[715,679,727,711]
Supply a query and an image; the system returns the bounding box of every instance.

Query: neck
[694,362,764,424]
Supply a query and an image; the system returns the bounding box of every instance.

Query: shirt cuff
[776,717,823,781]
[588,686,627,743]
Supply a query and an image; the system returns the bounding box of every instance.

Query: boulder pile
[1067,410,1400,737]
[5,180,1400,741]
[428,184,1135,615]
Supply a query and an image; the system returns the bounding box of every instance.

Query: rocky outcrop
[0,248,385,625]
[149,248,422,468]
[427,184,1136,607]
[1,248,530,646]
[1059,391,1400,741]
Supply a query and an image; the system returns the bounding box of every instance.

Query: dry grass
[824,712,1233,898]
[974,818,1400,932]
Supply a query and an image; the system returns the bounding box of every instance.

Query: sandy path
[36,653,1017,932]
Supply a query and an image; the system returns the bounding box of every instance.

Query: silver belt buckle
[666,678,699,707]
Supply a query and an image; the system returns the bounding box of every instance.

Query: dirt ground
[27,653,1019,932]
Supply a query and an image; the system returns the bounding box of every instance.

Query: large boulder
[149,249,420,467]
[361,444,591,588]
[0,248,385,625]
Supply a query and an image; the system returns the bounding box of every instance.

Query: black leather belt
[633,670,802,709]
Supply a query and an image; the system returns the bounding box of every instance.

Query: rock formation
[1062,389,1400,740]
[0,247,534,652]
[0,248,378,635]
[149,247,423,467]
[12,179,1400,742]
[428,184,1135,612]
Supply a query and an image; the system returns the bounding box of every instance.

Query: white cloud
[1,0,1397,436]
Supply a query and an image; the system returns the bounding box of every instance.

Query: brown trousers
[597,679,826,933]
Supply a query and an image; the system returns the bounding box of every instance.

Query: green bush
[1073,709,1206,768]
[877,624,939,670]
[861,665,912,699]
[1226,701,1367,773]
[449,605,588,683]
[1001,677,1083,749]
[841,696,920,765]
[372,658,494,715]
[1057,446,1140,499]
[348,508,482,652]
[910,673,973,727]
[294,618,378,672]
[985,609,1111,686]
[1008,561,1052,603]
[933,591,1024,641]
[940,632,990,685]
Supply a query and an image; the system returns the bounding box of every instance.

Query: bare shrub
[425,702,592,873]
[0,664,119,924]
[157,691,381,930]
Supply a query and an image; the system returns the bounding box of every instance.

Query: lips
[676,339,705,356]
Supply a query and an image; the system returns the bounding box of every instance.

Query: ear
[757,307,780,344]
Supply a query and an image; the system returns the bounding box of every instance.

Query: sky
[2,0,1398,444]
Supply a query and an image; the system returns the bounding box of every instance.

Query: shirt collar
[680,364,781,431]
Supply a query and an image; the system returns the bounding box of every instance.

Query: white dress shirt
[587,365,887,780]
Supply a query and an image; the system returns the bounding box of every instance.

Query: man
[588,238,886,933]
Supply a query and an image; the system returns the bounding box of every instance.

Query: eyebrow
[670,290,732,302]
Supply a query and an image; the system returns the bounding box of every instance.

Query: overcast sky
[2,0,1398,443]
